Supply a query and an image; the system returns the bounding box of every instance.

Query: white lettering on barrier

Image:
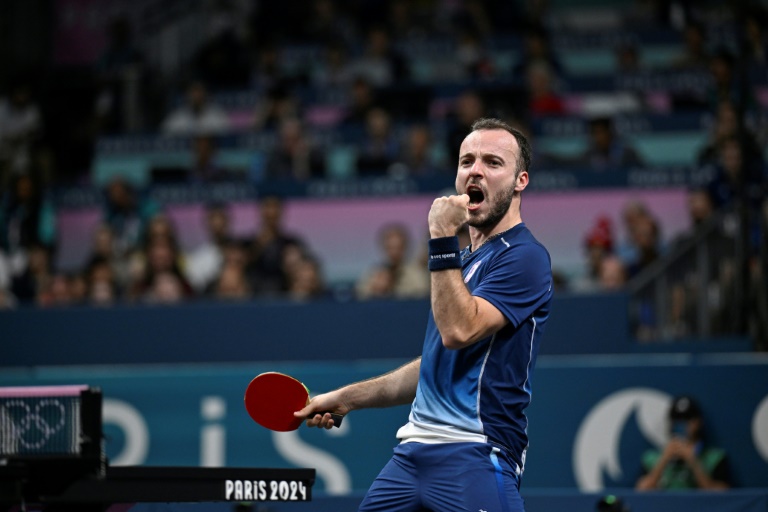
[224,480,306,501]
[200,396,226,467]
[573,388,670,492]
[103,398,149,465]
[752,394,768,463]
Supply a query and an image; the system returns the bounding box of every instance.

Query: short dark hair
[470,118,532,175]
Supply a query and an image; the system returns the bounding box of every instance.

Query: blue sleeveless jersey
[396,223,553,475]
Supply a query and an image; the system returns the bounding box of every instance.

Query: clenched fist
[429,194,470,238]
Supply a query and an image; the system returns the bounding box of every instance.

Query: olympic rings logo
[1,399,68,450]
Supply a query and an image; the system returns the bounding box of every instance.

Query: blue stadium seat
[536,131,708,165]
[325,146,358,179]
[92,155,152,187]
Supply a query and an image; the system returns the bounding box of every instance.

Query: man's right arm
[296,357,421,428]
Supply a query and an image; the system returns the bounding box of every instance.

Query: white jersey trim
[396,419,488,445]
[476,332,496,432]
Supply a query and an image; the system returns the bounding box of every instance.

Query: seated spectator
[662,281,695,339]
[89,277,118,306]
[208,239,252,300]
[0,244,10,284]
[740,7,768,73]
[706,136,765,211]
[624,212,661,280]
[455,28,496,80]
[617,200,653,264]
[211,263,252,301]
[84,223,131,291]
[161,80,230,136]
[186,203,231,293]
[705,135,766,263]
[391,124,449,177]
[526,61,566,118]
[247,196,310,296]
[669,187,717,251]
[615,199,665,282]
[356,223,429,300]
[37,272,73,308]
[126,216,194,302]
[184,135,235,183]
[697,100,763,169]
[446,90,487,159]
[346,26,408,87]
[143,271,189,304]
[265,118,326,181]
[38,272,86,308]
[151,135,234,185]
[706,48,756,114]
[598,255,628,291]
[512,25,565,81]
[670,21,710,71]
[570,215,615,293]
[311,41,356,88]
[249,42,286,91]
[85,254,120,305]
[341,77,380,127]
[636,395,730,490]
[0,286,17,309]
[357,264,396,300]
[0,174,56,257]
[0,80,42,178]
[128,236,194,302]
[253,82,302,131]
[356,108,400,176]
[577,117,645,171]
[285,253,328,302]
[10,243,52,304]
[144,212,181,248]
[101,177,160,257]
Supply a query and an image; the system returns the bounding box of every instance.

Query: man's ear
[515,171,529,192]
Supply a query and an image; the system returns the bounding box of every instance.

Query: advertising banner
[2,355,766,494]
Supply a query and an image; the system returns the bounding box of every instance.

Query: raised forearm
[636,453,671,490]
[688,459,729,490]
[431,270,489,348]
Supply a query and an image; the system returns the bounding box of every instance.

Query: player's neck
[469,218,522,252]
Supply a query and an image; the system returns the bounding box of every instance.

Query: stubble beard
[467,182,516,229]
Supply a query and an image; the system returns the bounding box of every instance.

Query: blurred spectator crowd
[0,0,766,348]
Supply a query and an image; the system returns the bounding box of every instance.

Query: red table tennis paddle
[244,372,344,432]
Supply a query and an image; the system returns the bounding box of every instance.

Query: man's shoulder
[500,226,551,263]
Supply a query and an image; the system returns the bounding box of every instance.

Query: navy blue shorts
[358,442,525,512]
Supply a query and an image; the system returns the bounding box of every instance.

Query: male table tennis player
[297,118,553,512]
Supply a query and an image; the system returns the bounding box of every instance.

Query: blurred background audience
[0,0,765,349]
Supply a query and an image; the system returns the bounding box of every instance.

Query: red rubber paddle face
[244,372,309,432]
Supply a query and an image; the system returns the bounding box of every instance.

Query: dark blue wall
[1,294,637,366]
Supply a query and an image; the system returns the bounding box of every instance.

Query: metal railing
[627,196,767,348]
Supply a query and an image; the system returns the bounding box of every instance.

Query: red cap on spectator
[584,215,613,251]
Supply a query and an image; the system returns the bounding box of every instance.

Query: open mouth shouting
[466,184,485,211]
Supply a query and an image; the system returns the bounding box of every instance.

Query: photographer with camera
[636,395,731,490]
